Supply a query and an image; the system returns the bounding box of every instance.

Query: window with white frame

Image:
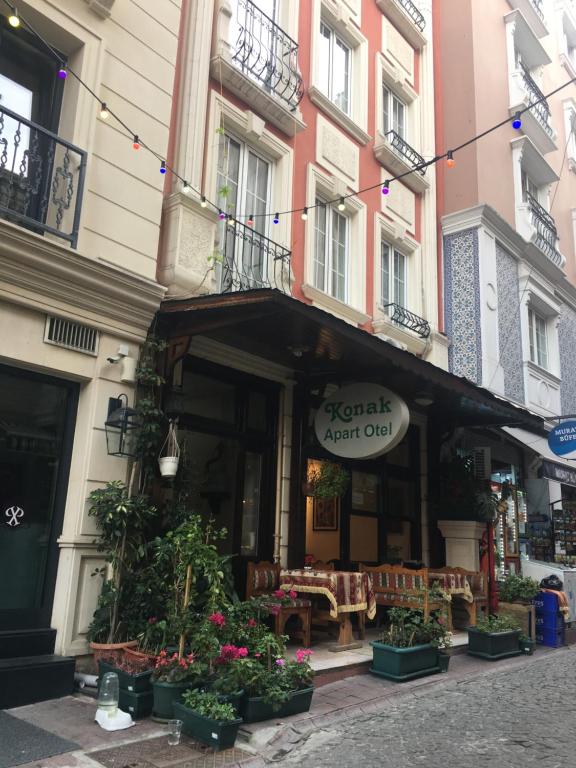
[381,241,406,308]
[382,86,406,139]
[314,198,348,302]
[521,169,539,203]
[318,21,351,115]
[528,307,549,369]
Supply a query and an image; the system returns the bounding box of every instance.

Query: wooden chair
[246,561,311,646]
[431,566,488,627]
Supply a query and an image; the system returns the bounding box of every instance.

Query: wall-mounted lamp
[104,394,142,457]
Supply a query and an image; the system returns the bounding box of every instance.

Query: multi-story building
[434,0,576,573]
[0,0,176,699]
[157,0,539,597]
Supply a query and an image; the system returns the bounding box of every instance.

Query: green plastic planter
[173,703,242,751]
[241,687,314,723]
[152,680,191,720]
[118,689,153,719]
[467,628,522,660]
[437,652,450,672]
[519,637,536,655]
[216,690,244,714]
[98,661,153,693]
[370,642,441,682]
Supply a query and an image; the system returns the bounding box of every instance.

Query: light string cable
[2,0,576,223]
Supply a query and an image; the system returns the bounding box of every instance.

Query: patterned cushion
[374,591,423,605]
[264,598,311,611]
[253,568,277,593]
[371,572,424,591]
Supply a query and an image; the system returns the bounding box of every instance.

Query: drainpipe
[273,387,286,563]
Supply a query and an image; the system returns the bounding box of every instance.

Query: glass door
[347,471,382,566]
[0,365,77,630]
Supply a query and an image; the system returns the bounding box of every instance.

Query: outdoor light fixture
[446,151,455,168]
[8,9,20,27]
[104,394,142,458]
[301,207,308,221]
[512,112,522,130]
[338,197,346,211]
[100,102,109,120]
[414,392,435,407]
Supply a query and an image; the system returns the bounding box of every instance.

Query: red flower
[273,589,285,599]
[304,554,315,566]
[208,612,226,628]
[246,618,257,628]
[289,590,298,600]
[237,647,249,658]
[269,604,281,616]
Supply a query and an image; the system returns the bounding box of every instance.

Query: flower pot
[241,687,314,723]
[173,703,242,751]
[370,642,441,682]
[438,652,451,672]
[159,456,179,477]
[98,661,153,693]
[215,690,244,714]
[467,628,522,660]
[118,688,154,719]
[124,646,158,664]
[152,680,191,720]
[519,638,536,655]
[90,639,138,665]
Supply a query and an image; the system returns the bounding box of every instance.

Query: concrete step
[0,654,75,709]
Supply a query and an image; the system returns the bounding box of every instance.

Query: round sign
[314,383,410,459]
[548,420,576,460]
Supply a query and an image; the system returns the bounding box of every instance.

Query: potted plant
[151,650,204,720]
[98,655,155,718]
[497,574,540,639]
[173,690,242,751]
[467,614,522,660]
[158,419,180,478]
[304,461,349,499]
[370,606,451,682]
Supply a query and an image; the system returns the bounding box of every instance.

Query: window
[381,241,406,308]
[382,86,406,139]
[528,308,549,369]
[521,170,539,203]
[318,21,351,114]
[314,198,348,301]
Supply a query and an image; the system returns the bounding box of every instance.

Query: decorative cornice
[0,221,165,341]
[84,0,115,19]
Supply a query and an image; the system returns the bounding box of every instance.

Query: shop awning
[159,289,543,431]
[502,426,576,486]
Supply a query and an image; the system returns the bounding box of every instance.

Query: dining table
[279,568,376,651]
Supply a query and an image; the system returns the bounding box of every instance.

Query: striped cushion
[371,572,424,591]
[375,591,424,605]
[253,569,277,592]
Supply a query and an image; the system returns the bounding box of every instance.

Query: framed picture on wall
[313,497,339,531]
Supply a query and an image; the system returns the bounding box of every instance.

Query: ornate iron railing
[220,218,291,293]
[385,130,427,175]
[383,303,431,338]
[231,0,304,110]
[393,0,426,31]
[0,104,86,248]
[530,0,545,23]
[520,64,554,138]
[527,193,562,266]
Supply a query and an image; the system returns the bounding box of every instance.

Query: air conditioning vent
[44,316,99,356]
[470,447,491,480]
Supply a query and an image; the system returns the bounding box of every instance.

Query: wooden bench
[429,567,488,628]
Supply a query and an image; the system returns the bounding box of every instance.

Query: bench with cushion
[429,566,488,627]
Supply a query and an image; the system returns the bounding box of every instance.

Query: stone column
[437,520,486,571]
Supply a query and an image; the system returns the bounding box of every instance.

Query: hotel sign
[314,383,410,459]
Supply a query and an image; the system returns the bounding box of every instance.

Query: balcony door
[0,365,77,630]
[229,0,279,91]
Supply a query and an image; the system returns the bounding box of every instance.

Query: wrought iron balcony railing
[0,104,86,248]
[520,64,554,138]
[393,0,426,31]
[527,193,563,266]
[231,0,304,111]
[220,217,291,293]
[383,303,431,338]
[530,0,545,23]
[385,130,427,175]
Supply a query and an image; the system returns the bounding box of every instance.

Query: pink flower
[296,648,313,663]
[237,647,249,658]
[289,590,298,600]
[269,604,281,616]
[437,617,445,625]
[148,616,157,625]
[246,618,257,628]
[275,658,286,666]
[208,612,226,628]
[273,589,285,599]
[254,652,261,658]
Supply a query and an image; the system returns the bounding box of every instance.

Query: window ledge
[524,359,560,384]
[308,85,371,145]
[375,0,427,50]
[84,0,115,18]
[373,314,427,354]
[301,282,370,325]
[374,132,429,194]
[560,52,576,80]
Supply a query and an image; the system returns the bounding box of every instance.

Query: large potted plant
[151,650,204,720]
[370,606,450,682]
[497,574,540,639]
[467,614,522,660]
[173,690,242,751]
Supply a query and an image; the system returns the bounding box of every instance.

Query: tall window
[521,170,539,203]
[528,308,548,369]
[318,22,351,114]
[381,241,406,308]
[382,86,406,138]
[314,199,348,301]
[216,133,270,289]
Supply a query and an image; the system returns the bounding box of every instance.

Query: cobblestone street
[273,648,576,768]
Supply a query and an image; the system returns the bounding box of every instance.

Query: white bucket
[159,456,179,477]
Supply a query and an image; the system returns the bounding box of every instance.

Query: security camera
[107,344,130,364]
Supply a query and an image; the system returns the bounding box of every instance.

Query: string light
[57,65,67,80]
[381,181,390,196]
[218,210,226,221]
[100,102,109,120]
[200,195,207,208]
[446,150,455,168]
[132,135,140,150]
[273,212,279,224]
[512,112,522,130]
[160,160,166,174]
[337,197,345,211]
[247,213,254,226]
[8,8,19,27]
[301,207,308,221]
[227,215,235,227]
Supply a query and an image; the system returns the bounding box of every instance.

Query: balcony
[376,0,427,49]
[0,105,86,248]
[509,63,556,154]
[219,218,291,294]
[382,302,430,339]
[374,130,429,194]
[526,193,563,267]
[507,0,548,37]
[211,0,305,136]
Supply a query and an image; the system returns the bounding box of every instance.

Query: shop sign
[548,421,576,461]
[314,383,409,459]
[541,460,576,488]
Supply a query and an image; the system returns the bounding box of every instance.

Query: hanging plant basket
[158,420,180,477]
[305,462,349,499]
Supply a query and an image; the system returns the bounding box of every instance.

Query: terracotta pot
[89,639,138,665]
[124,646,158,663]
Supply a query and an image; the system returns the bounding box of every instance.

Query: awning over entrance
[502,426,576,487]
[159,289,543,431]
